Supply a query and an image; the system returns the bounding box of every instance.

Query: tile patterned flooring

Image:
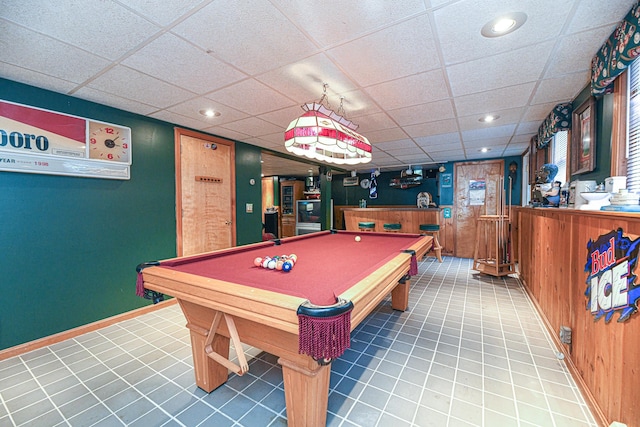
[0,256,597,426]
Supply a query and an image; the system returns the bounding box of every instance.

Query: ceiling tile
[545,27,615,78]
[454,83,535,117]
[355,112,398,133]
[374,139,419,150]
[457,108,524,132]
[463,137,510,148]
[87,65,195,109]
[366,69,450,110]
[327,14,440,87]
[461,124,516,142]
[567,0,637,33]
[392,154,432,163]
[415,132,461,147]
[123,0,204,26]
[122,34,248,94]
[256,53,359,103]
[207,79,295,116]
[259,105,306,128]
[515,121,541,135]
[165,97,249,126]
[2,0,160,60]
[388,100,455,127]
[220,117,284,137]
[427,150,461,162]
[271,0,427,46]
[389,147,428,156]
[171,0,318,75]
[365,128,410,144]
[531,76,584,105]
[522,102,558,122]
[73,87,158,117]
[404,119,458,138]
[0,21,111,84]
[0,62,77,95]
[434,0,573,65]
[447,41,554,97]
[150,109,215,131]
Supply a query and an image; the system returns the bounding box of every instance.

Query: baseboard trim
[0,299,177,361]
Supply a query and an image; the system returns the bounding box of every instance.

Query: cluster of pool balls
[253,254,298,272]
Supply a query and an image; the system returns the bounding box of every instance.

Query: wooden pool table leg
[391,276,410,311]
[279,357,331,427]
[187,322,230,393]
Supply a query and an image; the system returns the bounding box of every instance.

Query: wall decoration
[441,173,452,188]
[369,171,378,199]
[585,229,640,322]
[343,176,359,186]
[390,169,423,189]
[571,97,596,175]
[0,100,131,179]
[468,179,486,205]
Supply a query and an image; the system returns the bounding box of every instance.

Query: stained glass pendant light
[284,84,372,165]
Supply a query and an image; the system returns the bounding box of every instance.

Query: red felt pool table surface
[139,229,432,427]
[161,230,426,306]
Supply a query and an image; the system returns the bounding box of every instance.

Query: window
[551,130,568,184]
[628,60,640,193]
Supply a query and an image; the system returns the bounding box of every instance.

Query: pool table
[137,230,431,427]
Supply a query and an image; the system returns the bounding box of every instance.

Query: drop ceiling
[1,0,635,177]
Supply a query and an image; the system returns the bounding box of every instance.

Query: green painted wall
[0,78,261,350]
[235,144,263,244]
[331,156,523,211]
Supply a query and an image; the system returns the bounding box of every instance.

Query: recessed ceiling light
[480,147,490,153]
[481,12,527,38]
[199,109,221,118]
[479,115,500,123]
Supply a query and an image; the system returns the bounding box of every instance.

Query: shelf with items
[280,180,304,237]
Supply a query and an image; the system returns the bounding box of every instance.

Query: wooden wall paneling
[516,208,640,426]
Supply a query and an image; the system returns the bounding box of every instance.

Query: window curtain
[591,1,640,95]
[536,102,572,149]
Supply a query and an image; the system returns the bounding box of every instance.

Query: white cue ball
[355,236,361,242]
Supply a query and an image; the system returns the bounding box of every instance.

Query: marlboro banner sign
[0,100,132,180]
[585,228,640,322]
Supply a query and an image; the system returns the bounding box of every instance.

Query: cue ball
[355,236,361,242]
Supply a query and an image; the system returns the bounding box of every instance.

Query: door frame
[174,127,236,256]
[453,159,505,258]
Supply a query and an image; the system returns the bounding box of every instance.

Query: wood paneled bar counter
[514,207,640,426]
[342,207,441,234]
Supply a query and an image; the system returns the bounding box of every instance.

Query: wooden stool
[383,223,401,232]
[358,222,376,232]
[419,224,443,262]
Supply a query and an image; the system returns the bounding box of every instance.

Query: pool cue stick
[507,176,512,264]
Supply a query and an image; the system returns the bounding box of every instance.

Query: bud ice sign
[585,229,640,322]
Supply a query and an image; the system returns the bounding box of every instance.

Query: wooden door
[454,160,504,258]
[176,128,236,256]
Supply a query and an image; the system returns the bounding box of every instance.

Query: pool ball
[355,236,361,242]
[267,259,277,269]
[282,261,293,272]
[254,257,263,267]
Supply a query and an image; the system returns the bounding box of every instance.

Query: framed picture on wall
[571,97,596,175]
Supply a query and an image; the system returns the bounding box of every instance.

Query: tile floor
[0,256,597,427]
